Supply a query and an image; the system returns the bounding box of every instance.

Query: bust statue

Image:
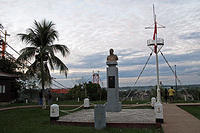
[107,49,118,62]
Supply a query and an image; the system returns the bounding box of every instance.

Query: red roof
[51,89,70,94]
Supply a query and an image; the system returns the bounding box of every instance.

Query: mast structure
[0,24,10,58]
[146,5,165,103]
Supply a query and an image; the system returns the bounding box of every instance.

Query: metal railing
[147,38,164,46]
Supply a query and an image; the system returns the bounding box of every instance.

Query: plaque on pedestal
[105,49,121,112]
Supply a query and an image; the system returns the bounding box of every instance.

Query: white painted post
[184,95,187,102]
[50,104,59,121]
[84,98,90,108]
[151,97,156,108]
[154,102,163,123]
[25,99,28,104]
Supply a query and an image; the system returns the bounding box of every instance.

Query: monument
[105,49,121,112]
[94,104,106,129]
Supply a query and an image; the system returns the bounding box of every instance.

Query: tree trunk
[41,54,46,109]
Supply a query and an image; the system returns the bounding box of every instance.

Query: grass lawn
[0,100,84,109]
[179,105,200,120]
[0,99,150,109]
[54,100,84,105]
[0,102,38,108]
[0,107,162,133]
[169,100,200,103]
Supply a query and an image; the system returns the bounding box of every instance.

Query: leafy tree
[186,87,200,100]
[68,82,107,101]
[85,82,101,100]
[0,58,20,74]
[17,20,70,108]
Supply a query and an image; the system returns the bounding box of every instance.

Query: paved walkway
[59,109,155,123]
[162,103,200,133]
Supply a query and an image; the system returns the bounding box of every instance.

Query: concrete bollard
[151,97,156,108]
[154,102,164,123]
[84,98,90,108]
[50,104,59,121]
[184,95,187,102]
[94,104,106,129]
[25,99,28,104]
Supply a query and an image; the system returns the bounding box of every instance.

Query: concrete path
[59,109,155,123]
[162,103,200,133]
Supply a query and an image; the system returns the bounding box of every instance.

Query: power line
[6,43,21,58]
[52,78,66,88]
[5,42,68,88]
[52,83,62,89]
[160,51,182,85]
[125,52,153,99]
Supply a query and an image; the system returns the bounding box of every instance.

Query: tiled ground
[58,109,156,124]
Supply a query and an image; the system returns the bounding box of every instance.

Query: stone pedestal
[105,61,121,112]
[94,104,106,129]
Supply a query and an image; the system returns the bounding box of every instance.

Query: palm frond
[47,54,54,70]
[50,44,70,57]
[43,63,52,86]
[17,47,37,62]
[51,55,68,77]
[25,60,39,77]
[18,19,70,88]
[17,33,33,44]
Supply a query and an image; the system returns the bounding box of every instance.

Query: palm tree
[17,20,70,108]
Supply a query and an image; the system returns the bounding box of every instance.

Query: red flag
[153,21,157,53]
[2,41,5,57]
[153,21,157,40]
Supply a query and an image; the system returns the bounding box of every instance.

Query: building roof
[0,71,18,78]
[51,89,70,94]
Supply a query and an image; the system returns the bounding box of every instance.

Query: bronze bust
[107,49,118,61]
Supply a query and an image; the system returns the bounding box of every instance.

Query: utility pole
[175,65,178,91]
[0,26,10,58]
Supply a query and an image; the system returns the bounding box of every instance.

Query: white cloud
[1,0,200,87]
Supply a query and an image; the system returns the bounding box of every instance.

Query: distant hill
[119,84,200,91]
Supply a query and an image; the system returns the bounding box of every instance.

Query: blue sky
[1,0,200,87]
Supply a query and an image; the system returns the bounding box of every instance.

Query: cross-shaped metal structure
[145,4,165,103]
